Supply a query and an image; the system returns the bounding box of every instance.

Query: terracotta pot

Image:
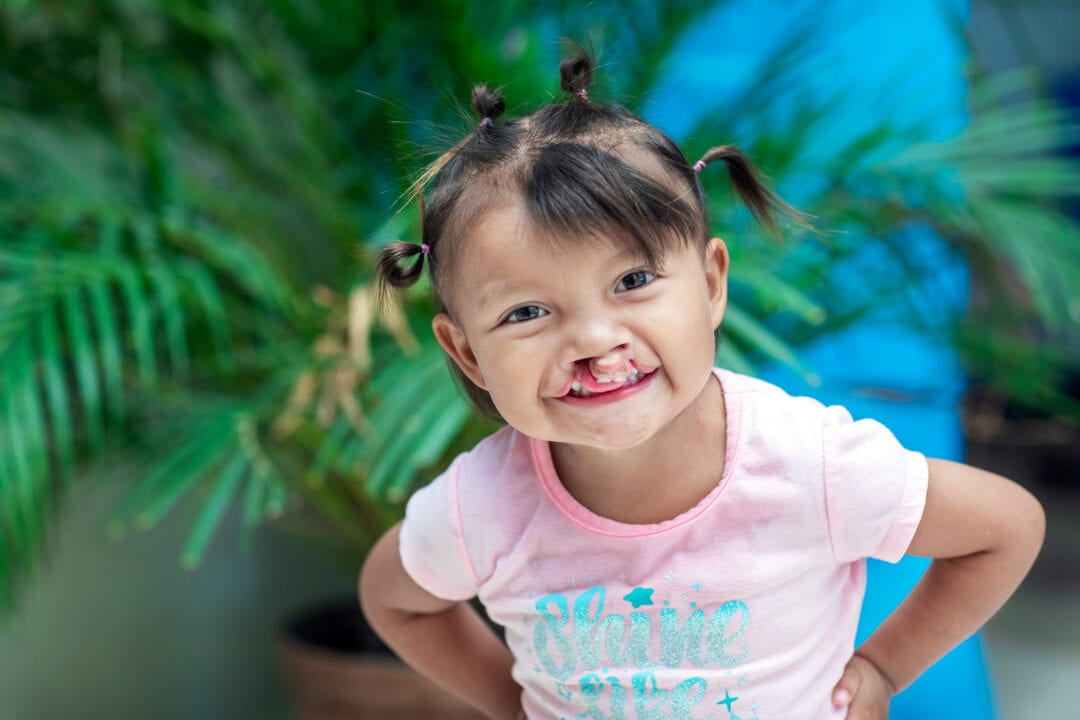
[280,599,487,720]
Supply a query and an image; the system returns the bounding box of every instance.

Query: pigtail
[382,85,507,308]
[693,145,814,235]
[375,239,428,304]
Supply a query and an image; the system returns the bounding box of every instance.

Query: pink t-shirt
[400,369,928,719]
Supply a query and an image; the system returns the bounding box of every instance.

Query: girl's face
[432,202,729,452]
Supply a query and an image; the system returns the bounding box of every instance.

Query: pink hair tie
[479,117,493,127]
[420,243,430,255]
[576,89,588,100]
[692,160,707,173]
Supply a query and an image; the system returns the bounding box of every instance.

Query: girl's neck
[549,372,727,525]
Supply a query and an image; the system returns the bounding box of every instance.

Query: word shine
[532,586,751,681]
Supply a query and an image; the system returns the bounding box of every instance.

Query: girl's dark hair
[376,47,806,421]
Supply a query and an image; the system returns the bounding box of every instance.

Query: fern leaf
[181,450,248,569]
[60,289,104,455]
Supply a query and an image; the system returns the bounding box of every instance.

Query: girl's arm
[832,458,1045,715]
[359,522,523,720]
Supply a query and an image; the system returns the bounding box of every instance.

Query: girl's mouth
[566,360,651,398]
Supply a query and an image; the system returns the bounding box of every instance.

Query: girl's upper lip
[554,359,654,397]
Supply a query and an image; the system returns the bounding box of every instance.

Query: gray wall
[0,470,351,720]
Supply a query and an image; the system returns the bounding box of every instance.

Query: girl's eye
[616,270,655,292]
[504,305,548,323]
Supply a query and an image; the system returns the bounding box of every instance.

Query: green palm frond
[722,304,820,385]
[0,211,294,610]
[181,449,250,568]
[358,338,471,501]
[108,402,289,570]
[857,74,1080,410]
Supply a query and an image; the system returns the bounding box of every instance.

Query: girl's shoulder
[457,424,531,477]
[715,367,830,422]
[423,425,550,586]
[445,424,545,506]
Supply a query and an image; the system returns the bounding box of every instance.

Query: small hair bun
[472,84,506,122]
[559,47,594,98]
[375,239,427,294]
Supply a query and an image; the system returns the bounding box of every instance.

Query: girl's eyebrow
[475,280,528,311]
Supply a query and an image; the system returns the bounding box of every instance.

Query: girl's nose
[562,314,632,370]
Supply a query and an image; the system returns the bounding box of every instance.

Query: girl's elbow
[996,481,1046,566]
[1018,486,1046,557]
[358,550,377,613]
[358,548,381,623]
[358,523,403,621]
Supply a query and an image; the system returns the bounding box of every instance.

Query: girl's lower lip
[558,370,657,407]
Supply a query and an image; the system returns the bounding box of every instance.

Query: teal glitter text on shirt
[533,586,752,678]
[573,671,716,720]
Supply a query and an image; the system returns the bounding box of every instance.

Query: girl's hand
[832,653,895,719]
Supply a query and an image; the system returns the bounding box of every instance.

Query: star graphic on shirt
[623,587,655,608]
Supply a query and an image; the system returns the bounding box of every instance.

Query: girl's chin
[549,415,670,452]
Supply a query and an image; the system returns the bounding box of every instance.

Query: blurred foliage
[1,1,1078,617]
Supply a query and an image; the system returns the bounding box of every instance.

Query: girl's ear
[432,313,489,389]
[704,237,730,329]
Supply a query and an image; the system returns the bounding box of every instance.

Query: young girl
[359,50,1044,720]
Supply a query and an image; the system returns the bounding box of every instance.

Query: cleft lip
[566,359,652,397]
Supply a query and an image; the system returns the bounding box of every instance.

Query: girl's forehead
[440,202,652,312]
[465,199,657,262]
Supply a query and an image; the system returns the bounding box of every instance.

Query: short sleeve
[822,405,929,563]
[398,454,481,601]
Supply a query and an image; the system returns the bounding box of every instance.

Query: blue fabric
[861,558,996,718]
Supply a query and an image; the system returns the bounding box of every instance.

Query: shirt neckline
[528,367,744,537]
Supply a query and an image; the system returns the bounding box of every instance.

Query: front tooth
[572,380,583,392]
[595,373,612,384]
[612,371,628,383]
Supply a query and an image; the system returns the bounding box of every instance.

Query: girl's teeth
[570,379,592,398]
[592,369,629,384]
[567,366,650,397]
